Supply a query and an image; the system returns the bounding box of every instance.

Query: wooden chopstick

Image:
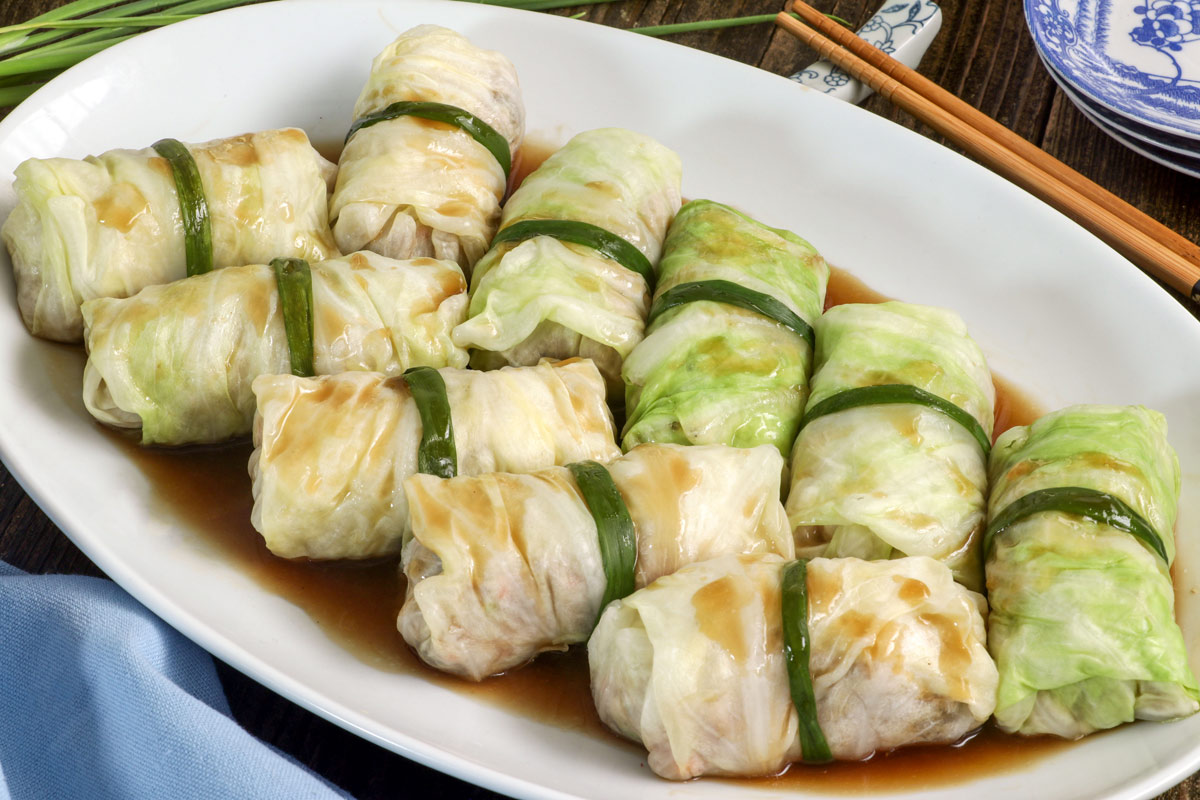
[775,3,1200,304]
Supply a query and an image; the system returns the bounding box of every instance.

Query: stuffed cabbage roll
[329,25,523,269]
[589,553,997,779]
[986,404,1199,737]
[622,199,829,455]
[784,302,994,590]
[398,443,792,680]
[452,128,682,397]
[250,359,620,560]
[2,128,339,342]
[82,251,468,446]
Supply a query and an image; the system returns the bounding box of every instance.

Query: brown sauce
[56,258,1061,790]
[732,725,1078,793]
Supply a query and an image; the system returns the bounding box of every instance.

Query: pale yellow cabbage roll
[589,554,997,779]
[330,24,524,269]
[82,251,467,445]
[249,359,620,560]
[785,302,995,590]
[2,128,339,342]
[398,443,792,680]
[452,128,682,397]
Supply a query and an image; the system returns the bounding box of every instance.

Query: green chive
[345,100,511,178]
[648,279,814,350]
[781,559,833,764]
[568,460,637,618]
[151,137,212,277]
[632,12,793,37]
[984,486,1168,563]
[271,257,315,378]
[402,366,458,479]
[491,219,655,288]
[799,384,991,454]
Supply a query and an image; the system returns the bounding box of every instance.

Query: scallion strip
[271,257,315,378]
[491,219,655,288]
[648,279,814,349]
[152,137,212,277]
[568,460,637,618]
[799,384,991,454]
[984,486,1167,563]
[402,366,458,479]
[345,100,511,177]
[781,559,832,764]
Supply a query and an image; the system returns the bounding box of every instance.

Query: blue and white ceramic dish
[1025,0,1200,139]
[1048,59,1200,157]
[1075,97,1200,175]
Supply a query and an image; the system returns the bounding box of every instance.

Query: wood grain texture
[1,1,1197,799]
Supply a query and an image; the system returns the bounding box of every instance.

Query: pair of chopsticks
[775,2,1200,306]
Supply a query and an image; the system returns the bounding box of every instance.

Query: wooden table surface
[2,1,1198,798]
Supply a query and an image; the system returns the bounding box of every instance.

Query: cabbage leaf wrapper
[250,359,620,560]
[82,251,468,446]
[2,128,339,343]
[330,25,524,270]
[622,199,829,455]
[398,443,791,680]
[452,128,682,397]
[986,404,1199,737]
[785,302,994,590]
[588,553,996,779]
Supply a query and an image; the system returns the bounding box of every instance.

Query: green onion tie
[345,100,511,178]
[568,460,637,620]
[490,219,655,289]
[799,384,991,454]
[781,559,833,764]
[152,137,212,277]
[403,366,458,479]
[648,279,814,350]
[984,486,1168,563]
[271,257,315,378]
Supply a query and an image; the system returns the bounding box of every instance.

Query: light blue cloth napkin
[0,562,352,800]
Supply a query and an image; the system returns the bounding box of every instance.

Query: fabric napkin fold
[0,562,352,800]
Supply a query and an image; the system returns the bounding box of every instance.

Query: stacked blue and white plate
[1025,0,1200,177]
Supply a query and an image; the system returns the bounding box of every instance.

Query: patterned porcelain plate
[1024,0,1200,139]
[1037,51,1200,160]
[1071,87,1200,175]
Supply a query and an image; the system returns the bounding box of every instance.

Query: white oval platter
[0,2,1198,799]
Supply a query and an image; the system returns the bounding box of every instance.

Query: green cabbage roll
[330,25,524,269]
[621,199,829,455]
[82,251,468,446]
[250,359,620,560]
[589,553,997,779]
[398,443,791,680]
[784,302,994,590]
[986,404,1199,737]
[2,128,339,342]
[452,128,682,397]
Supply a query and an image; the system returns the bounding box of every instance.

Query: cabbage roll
[784,302,994,590]
[986,404,1199,737]
[398,443,791,680]
[452,128,682,397]
[250,359,620,560]
[2,128,339,342]
[589,553,997,779]
[329,25,523,269]
[622,199,829,455]
[82,251,468,445]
